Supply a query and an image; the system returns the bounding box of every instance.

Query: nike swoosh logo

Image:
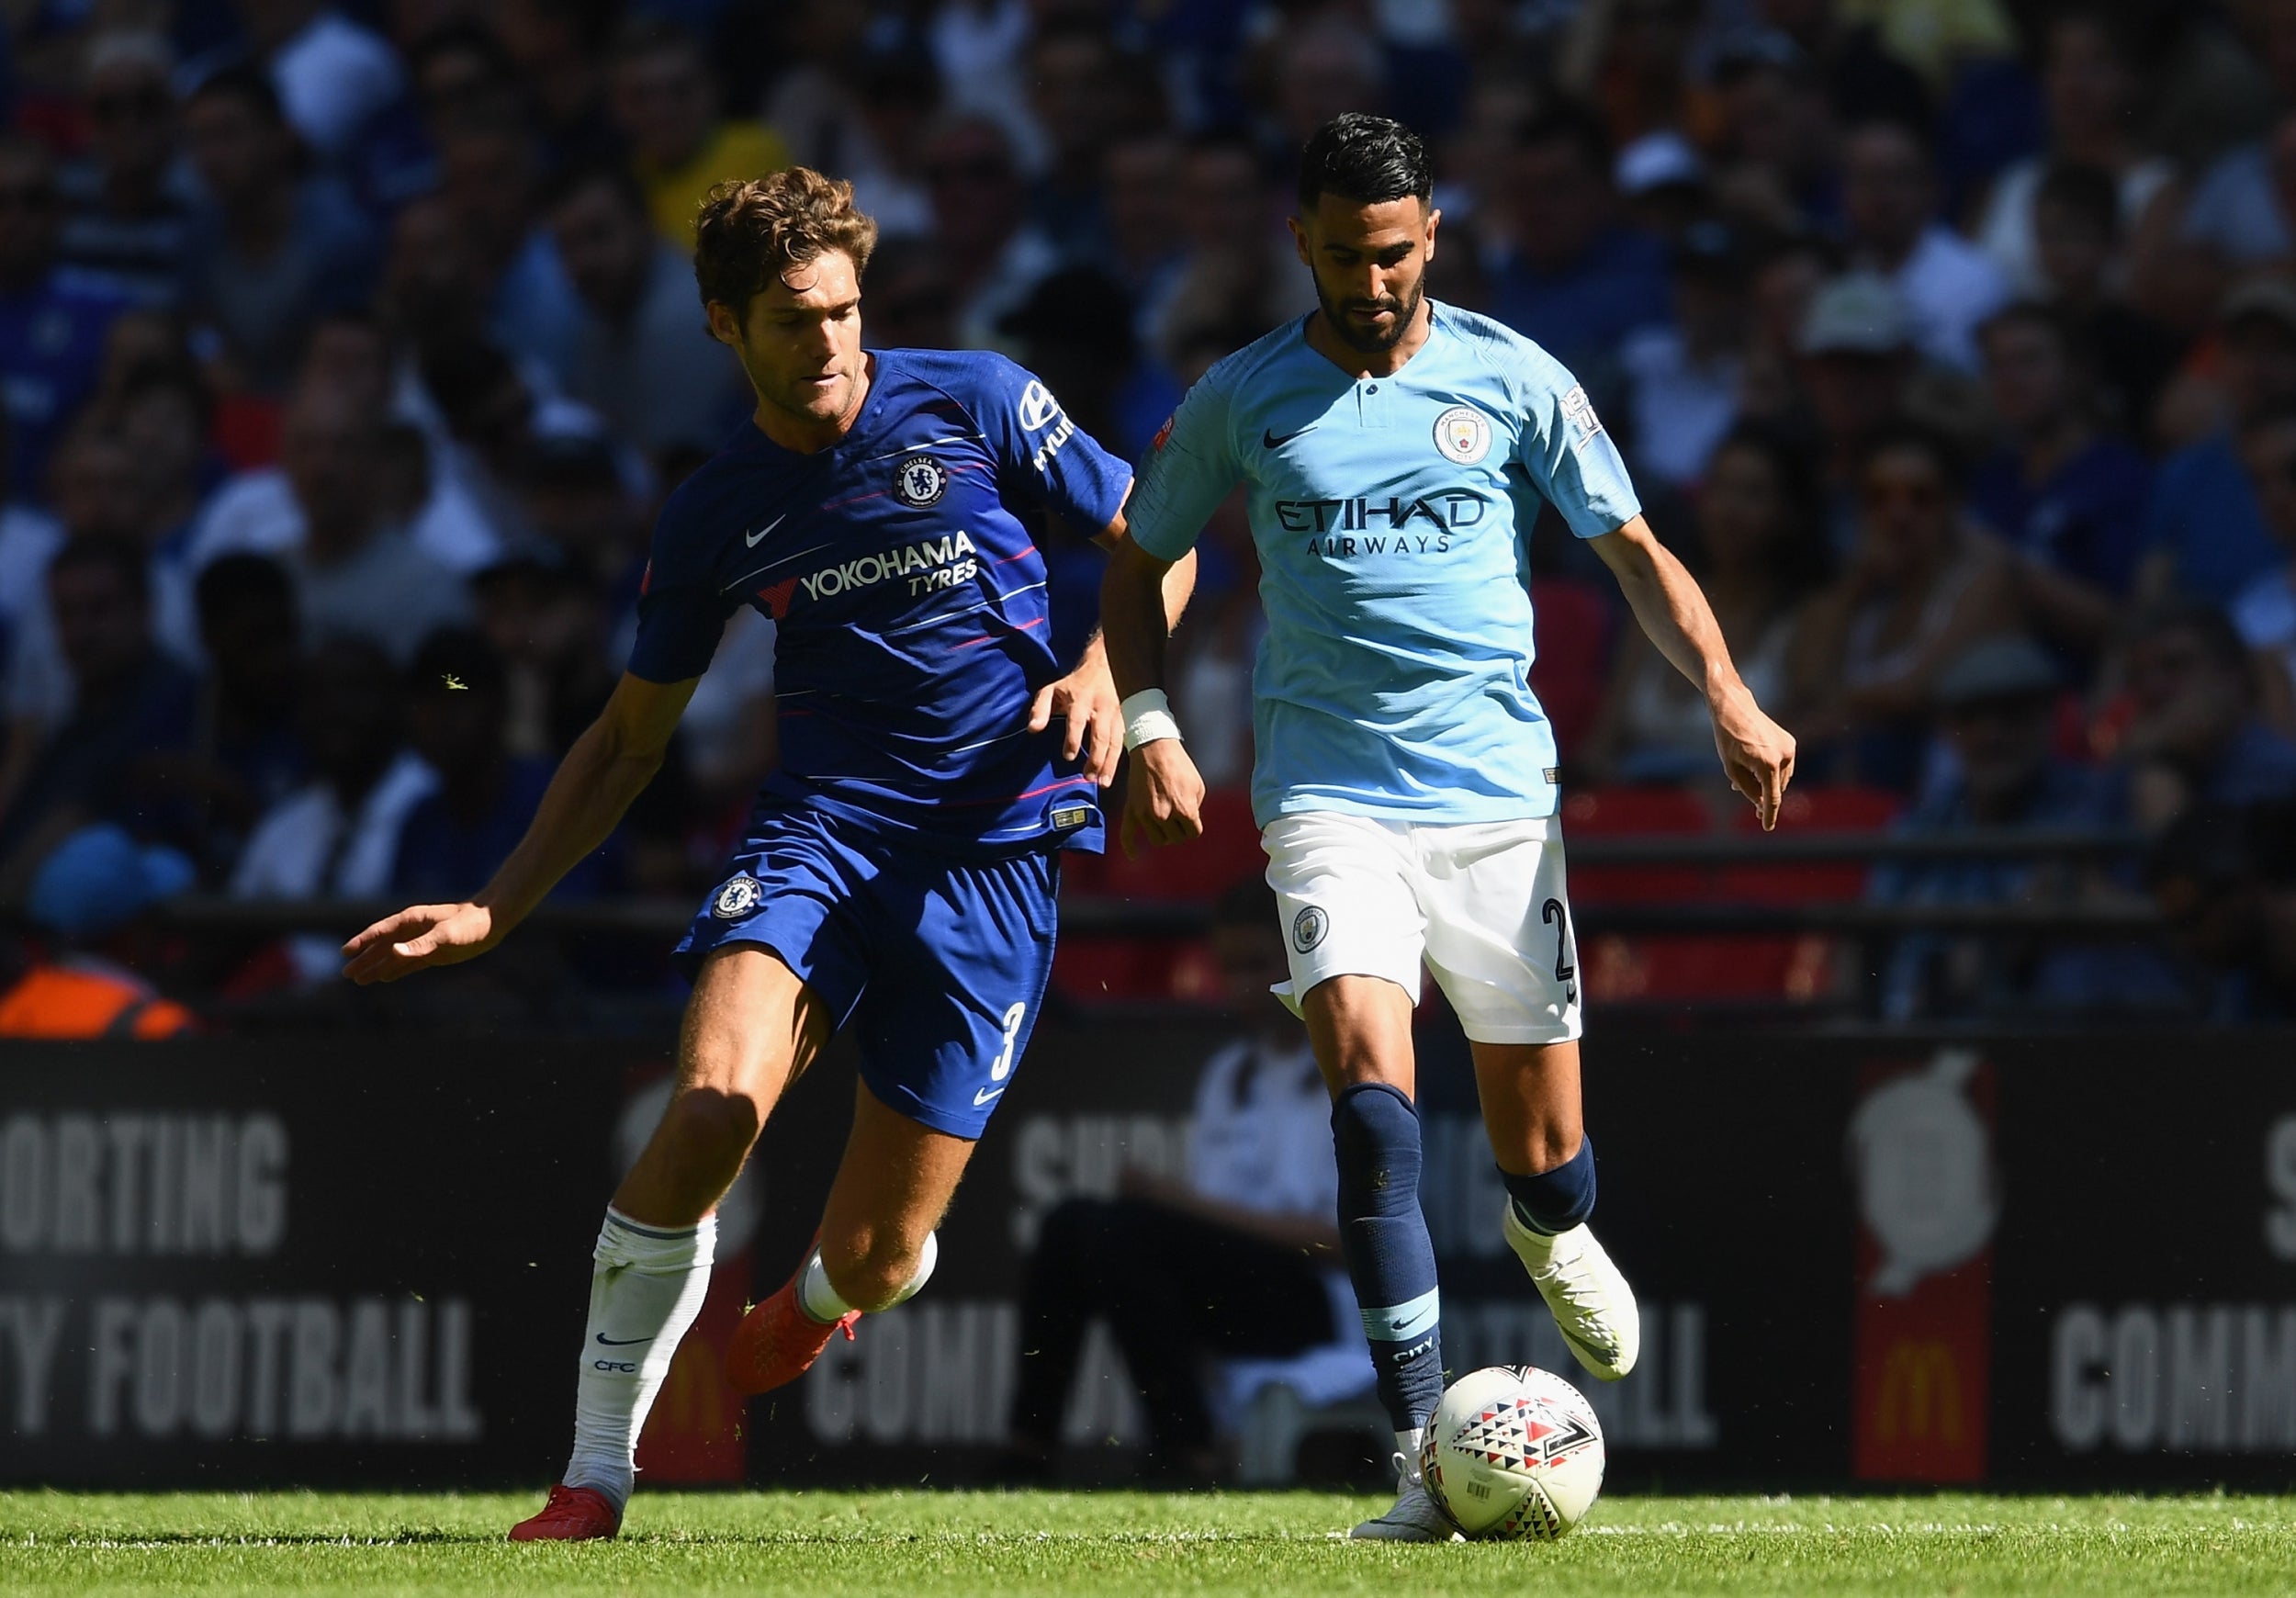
[745,512,788,548]
[593,1332,652,1346]
[1263,426,1314,449]
[973,1086,1005,1107]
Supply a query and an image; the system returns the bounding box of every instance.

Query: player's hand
[340,902,501,985]
[1029,663,1123,786]
[1120,738,1205,857]
[1710,683,1796,830]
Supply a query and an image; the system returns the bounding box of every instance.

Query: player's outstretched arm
[1100,518,1206,856]
[1591,515,1796,828]
[341,671,699,984]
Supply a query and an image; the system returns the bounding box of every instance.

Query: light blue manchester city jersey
[1126,302,1642,825]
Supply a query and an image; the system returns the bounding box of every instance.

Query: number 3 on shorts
[989,1001,1027,1083]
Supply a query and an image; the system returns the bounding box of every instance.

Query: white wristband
[1120,688,1184,751]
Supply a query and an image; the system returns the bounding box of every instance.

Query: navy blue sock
[1332,1082,1444,1432]
[1502,1135,1597,1235]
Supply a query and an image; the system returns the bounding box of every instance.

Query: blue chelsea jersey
[627,348,1131,854]
[1124,303,1643,826]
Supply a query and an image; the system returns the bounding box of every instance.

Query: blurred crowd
[5,0,2296,1025]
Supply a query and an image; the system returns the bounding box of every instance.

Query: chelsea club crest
[894,455,949,507]
[712,874,762,919]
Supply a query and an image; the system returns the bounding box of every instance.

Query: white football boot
[1502,1199,1640,1380]
[1349,1450,1462,1542]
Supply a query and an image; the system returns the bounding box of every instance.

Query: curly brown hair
[692,166,879,319]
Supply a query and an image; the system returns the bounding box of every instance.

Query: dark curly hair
[692,166,879,319]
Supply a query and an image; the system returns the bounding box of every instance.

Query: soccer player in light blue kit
[1103,115,1796,1540]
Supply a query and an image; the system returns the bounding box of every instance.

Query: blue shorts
[673,804,1060,1140]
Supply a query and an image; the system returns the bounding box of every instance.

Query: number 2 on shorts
[1542,897,1576,985]
[989,1001,1027,1082]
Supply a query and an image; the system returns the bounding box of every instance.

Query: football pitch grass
[5,1490,2294,1596]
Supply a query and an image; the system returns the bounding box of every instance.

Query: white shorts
[1261,811,1583,1046]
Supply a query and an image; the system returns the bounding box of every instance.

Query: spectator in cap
[2113,600,2296,832]
[2141,280,2296,607]
[1968,302,2153,660]
[1614,129,1706,243]
[56,31,197,309]
[0,139,129,501]
[1840,117,2009,372]
[1791,422,2018,790]
[546,163,751,459]
[1794,269,1919,533]
[1619,219,1750,490]
[1868,635,2157,1022]
[0,823,197,1038]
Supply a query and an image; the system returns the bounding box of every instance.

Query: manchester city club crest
[894,454,949,507]
[1433,405,1491,465]
[1292,904,1329,952]
[712,874,763,919]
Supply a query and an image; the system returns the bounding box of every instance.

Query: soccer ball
[1419,1365,1606,1540]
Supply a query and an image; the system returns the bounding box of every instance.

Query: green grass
[4,1490,2294,1596]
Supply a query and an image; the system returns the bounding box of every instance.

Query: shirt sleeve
[1514,355,1643,540]
[625,490,739,684]
[977,355,1132,535]
[1122,366,1242,562]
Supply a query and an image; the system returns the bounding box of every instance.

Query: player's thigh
[1263,811,1425,1097]
[613,948,835,1226]
[849,845,1060,1139]
[1416,816,1584,1052]
[673,943,834,1106]
[1470,1037,1584,1176]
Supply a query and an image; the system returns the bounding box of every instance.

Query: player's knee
[820,1229,928,1313]
[654,1088,763,1176]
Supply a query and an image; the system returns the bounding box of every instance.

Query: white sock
[1395,1425,1426,1480]
[561,1207,715,1512]
[798,1231,939,1322]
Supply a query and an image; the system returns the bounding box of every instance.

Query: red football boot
[725,1248,860,1396]
[508,1483,622,1542]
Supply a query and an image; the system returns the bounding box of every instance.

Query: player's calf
[1333,1082,1446,1457]
[548,1210,717,1524]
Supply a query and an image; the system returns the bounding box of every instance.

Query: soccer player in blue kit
[342,168,1190,1542]
[1102,115,1797,1539]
